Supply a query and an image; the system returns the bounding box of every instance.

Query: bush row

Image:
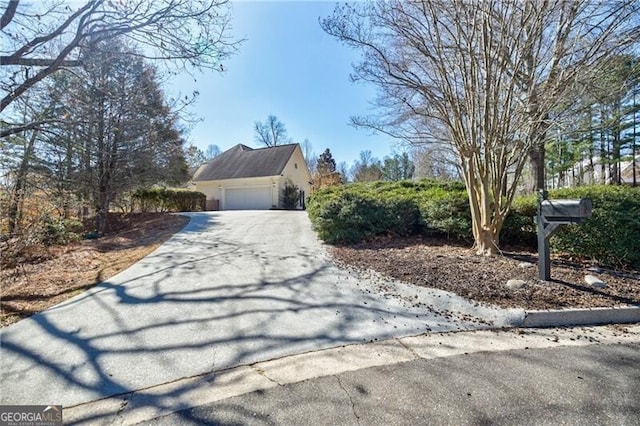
[507,185,640,269]
[307,181,640,269]
[307,180,470,243]
[132,188,206,212]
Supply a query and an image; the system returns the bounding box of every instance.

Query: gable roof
[192,143,299,181]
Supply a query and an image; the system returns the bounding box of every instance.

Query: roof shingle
[192,143,299,181]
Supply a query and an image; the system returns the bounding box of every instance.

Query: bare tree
[352,150,383,182]
[253,115,291,147]
[301,138,317,173]
[204,144,221,159]
[412,145,459,181]
[337,161,350,183]
[322,0,640,255]
[1,0,238,136]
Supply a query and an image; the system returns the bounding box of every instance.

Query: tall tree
[352,150,383,182]
[185,144,207,169]
[382,152,414,181]
[2,76,67,233]
[32,40,190,234]
[0,0,238,138]
[316,148,336,175]
[322,0,640,255]
[253,115,291,147]
[545,55,640,187]
[301,138,317,173]
[313,148,341,189]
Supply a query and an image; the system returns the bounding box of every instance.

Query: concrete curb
[64,324,640,425]
[523,306,640,328]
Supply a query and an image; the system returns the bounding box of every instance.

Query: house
[620,155,640,185]
[191,143,312,210]
[557,154,640,187]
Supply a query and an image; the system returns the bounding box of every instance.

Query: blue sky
[167,1,399,167]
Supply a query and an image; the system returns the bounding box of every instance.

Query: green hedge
[503,186,640,269]
[132,188,206,212]
[308,181,640,269]
[307,180,469,244]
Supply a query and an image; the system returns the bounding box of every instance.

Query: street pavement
[0,211,522,408]
[141,331,640,426]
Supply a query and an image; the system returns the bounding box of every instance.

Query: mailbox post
[536,191,592,281]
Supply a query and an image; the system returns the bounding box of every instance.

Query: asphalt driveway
[0,211,522,408]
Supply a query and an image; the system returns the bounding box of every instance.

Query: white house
[192,143,312,210]
[556,154,640,187]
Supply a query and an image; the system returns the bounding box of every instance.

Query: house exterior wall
[279,145,312,203]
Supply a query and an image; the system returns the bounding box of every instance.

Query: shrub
[550,185,640,269]
[417,188,471,240]
[500,195,537,247]
[281,181,301,209]
[308,190,388,243]
[40,214,82,246]
[132,188,206,212]
[309,180,639,269]
[307,180,466,244]
[501,186,640,269]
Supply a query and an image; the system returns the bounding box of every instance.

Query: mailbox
[537,196,592,281]
[540,198,592,224]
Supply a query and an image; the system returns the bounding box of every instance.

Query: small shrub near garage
[281,181,301,209]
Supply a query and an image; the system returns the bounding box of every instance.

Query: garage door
[225,187,272,210]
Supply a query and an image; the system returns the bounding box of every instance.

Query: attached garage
[192,143,312,211]
[224,187,272,210]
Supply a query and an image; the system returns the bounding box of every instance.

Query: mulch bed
[330,235,640,310]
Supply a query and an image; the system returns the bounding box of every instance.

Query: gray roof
[192,143,299,181]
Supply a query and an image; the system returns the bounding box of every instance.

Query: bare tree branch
[254,115,291,147]
[0,0,19,31]
[0,57,82,67]
[0,0,239,118]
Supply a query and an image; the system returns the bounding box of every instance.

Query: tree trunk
[633,139,637,187]
[600,108,607,184]
[633,92,637,187]
[464,163,500,256]
[612,100,621,185]
[528,141,546,193]
[95,98,107,235]
[7,130,38,235]
[95,180,110,236]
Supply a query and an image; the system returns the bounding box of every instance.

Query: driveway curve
[1,211,522,408]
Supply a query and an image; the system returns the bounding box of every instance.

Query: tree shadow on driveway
[0,212,511,419]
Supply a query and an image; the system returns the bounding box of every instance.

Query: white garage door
[225,187,272,210]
